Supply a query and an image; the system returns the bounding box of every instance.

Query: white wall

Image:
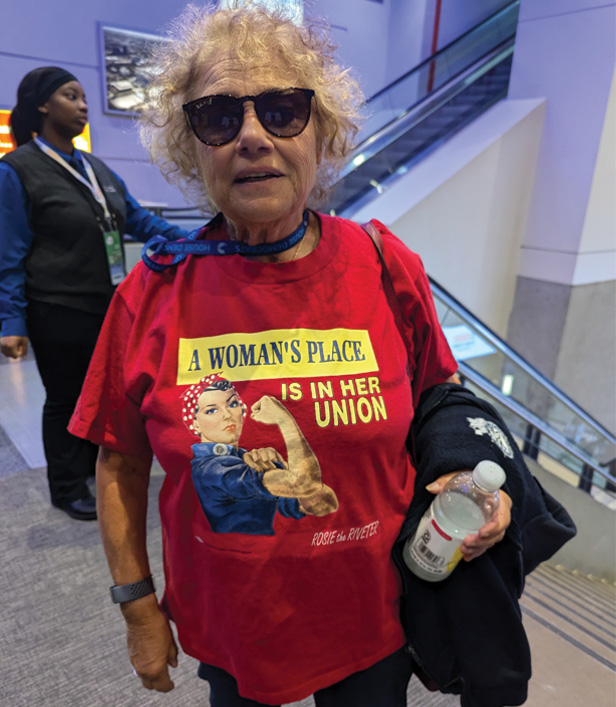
[576,69,616,285]
[0,0,192,207]
[508,0,616,286]
[503,0,616,430]
[437,0,512,48]
[352,98,546,337]
[385,0,431,87]
[1,0,395,205]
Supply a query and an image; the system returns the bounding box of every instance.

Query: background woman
[69,4,511,705]
[0,67,187,520]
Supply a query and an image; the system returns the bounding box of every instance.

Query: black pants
[27,301,105,505]
[198,647,413,707]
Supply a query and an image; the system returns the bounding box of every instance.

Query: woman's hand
[0,335,28,359]
[251,395,291,426]
[426,471,512,562]
[243,447,288,472]
[125,599,179,693]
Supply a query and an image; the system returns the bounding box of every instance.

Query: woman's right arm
[0,163,33,358]
[97,447,178,693]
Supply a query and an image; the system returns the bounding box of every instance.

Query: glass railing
[358,1,520,145]
[432,280,616,497]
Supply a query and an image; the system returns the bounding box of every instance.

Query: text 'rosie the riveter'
[312,520,380,546]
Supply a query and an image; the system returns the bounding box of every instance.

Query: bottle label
[407,507,464,578]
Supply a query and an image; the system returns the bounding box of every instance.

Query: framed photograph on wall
[98,23,166,115]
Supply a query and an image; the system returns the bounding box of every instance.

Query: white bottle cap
[473,460,506,491]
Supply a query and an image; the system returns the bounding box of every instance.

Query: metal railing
[326,1,520,215]
[357,0,520,146]
[431,279,616,500]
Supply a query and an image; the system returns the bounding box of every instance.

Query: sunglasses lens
[189,96,243,146]
[257,89,312,137]
[186,89,313,145]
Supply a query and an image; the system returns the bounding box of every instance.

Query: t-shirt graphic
[182,374,338,535]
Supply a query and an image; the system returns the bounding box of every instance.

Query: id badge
[103,229,126,285]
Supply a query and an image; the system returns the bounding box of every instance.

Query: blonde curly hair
[139,2,364,211]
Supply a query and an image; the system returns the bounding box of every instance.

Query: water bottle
[403,460,506,582]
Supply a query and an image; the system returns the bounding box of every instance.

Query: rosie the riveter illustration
[182,374,338,535]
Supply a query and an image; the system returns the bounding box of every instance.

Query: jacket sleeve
[114,170,189,243]
[0,163,32,337]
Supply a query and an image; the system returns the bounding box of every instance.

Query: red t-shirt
[70,214,457,703]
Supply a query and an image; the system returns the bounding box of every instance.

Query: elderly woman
[69,4,514,705]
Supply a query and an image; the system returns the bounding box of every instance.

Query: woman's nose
[235,104,273,152]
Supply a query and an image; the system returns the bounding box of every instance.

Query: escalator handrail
[460,364,615,485]
[366,0,520,105]
[433,277,616,444]
[342,40,514,177]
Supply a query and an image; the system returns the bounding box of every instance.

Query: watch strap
[110,575,155,604]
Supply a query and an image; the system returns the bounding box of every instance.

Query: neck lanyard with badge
[34,137,125,285]
[141,211,310,273]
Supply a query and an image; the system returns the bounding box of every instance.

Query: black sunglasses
[182,87,315,146]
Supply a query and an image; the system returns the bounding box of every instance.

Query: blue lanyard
[142,210,310,273]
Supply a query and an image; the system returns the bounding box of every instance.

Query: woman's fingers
[461,491,512,560]
[0,335,28,359]
[425,471,463,494]
[426,474,512,562]
[127,609,178,693]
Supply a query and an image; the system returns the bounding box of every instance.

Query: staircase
[520,563,616,705]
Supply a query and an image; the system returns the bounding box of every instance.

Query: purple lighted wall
[1,0,500,206]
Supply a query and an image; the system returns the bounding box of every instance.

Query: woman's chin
[224,195,305,235]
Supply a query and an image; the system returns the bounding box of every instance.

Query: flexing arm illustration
[249,396,338,516]
[184,376,338,528]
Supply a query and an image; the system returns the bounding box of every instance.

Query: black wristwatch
[110,575,156,604]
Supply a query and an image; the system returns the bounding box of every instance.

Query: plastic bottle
[403,460,506,582]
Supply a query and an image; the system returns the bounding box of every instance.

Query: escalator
[326,0,520,216]
[149,0,615,502]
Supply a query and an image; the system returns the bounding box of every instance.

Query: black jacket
[2,142,127,314]
[393,384,577,707]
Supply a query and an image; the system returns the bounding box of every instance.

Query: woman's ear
[38,104,48,115]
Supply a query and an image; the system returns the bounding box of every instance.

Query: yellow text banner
[177,328,378,385]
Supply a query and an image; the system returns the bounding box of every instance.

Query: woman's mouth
[236,172,281,184]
